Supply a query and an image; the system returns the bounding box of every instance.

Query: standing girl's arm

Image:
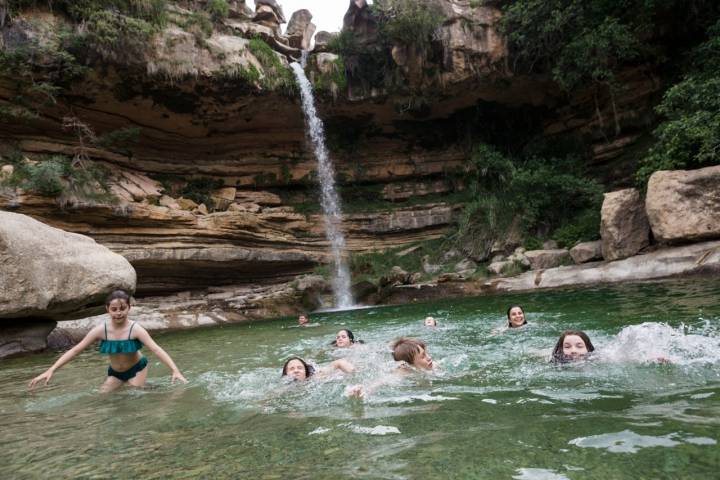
[134,326,188,384]
[28,325,103,388]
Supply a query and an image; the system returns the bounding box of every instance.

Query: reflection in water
[2,279,719,478]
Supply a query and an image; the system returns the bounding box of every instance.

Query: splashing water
[290,61,353,309]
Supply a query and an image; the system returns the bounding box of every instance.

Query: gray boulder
[525,249,571,270]
[570,241,603,264]
[0,211,136,321]
[601,188,650,261]
[646,165,720,243]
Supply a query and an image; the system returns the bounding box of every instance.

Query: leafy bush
[371,0,444,50]
[248,37,297,95]
[207,0,229,22]
[95,127,141,157]
[180,177,224,209]
[636,20,720,185]
[83,10,158,61]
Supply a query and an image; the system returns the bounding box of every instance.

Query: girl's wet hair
[105,289,131,307]
[506,305,527,328]
[331,329,364,345]
[550,330,595,364]
[281,357,315,378]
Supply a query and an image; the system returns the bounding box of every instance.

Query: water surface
[2,279,719,479]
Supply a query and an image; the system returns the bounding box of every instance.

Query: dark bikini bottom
[107,356,148,382]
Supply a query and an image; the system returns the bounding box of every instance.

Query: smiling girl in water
[550,330,595,363]
[29,290,188,392]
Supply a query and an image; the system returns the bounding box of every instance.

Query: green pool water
[1,279,719,479]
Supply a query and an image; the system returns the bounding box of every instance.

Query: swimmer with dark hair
[550,330,595,363]
[507,305,527,328]
[281,357,355,381]
[331,329,364,347]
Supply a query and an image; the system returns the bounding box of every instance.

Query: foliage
[1,154,113,202]
[247,37,297,95]
[349,238,446,283]
[207,0,229,22]
[637,20,720,185]
[312,57,348,99]
[371,0,444,50]
[95,127,142,157]
[450,144,603,260]
[551,209,601,248]
[83,10,158,61]
[180,177,224,209]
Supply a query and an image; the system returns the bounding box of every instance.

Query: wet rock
[601,188,650,261]
[570,241,603,264]
[0,320,57,358]
[0,211,136,321]
[352,280,377,303]
[524,249,571,270]
[286,9,315,50]
[645,165,720,243]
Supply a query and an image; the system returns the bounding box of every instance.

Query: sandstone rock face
[601,188,650,261]
[570,241,603,264]
[286,9,316,50]
[0,211,136,320]
[645,165,720,243]
[525,249,571,270]
[235,190,282,205]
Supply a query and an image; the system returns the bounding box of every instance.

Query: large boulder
[0,211,136,321]
[313,31,337,52]
[525,249,571,270]
[0,320,57,358]
[286,9,316,50]
[570,240,603,264]
[645,165,720,243]
[601,188,650,261]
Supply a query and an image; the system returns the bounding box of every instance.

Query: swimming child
[550,330,595,363]
[282,357,355,381]
[29,290,188,392]
[424,316,437,327]
[332,329,364,347]
[392,337,434,371]
[507,305,527,328]
[298,314,309,327]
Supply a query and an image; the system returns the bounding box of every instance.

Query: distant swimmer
[332,329,364,347]
[298,314,309,327]
[424,316,437,327]
[507,305,527,328]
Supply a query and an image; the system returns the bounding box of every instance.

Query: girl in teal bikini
[29,290,187,392]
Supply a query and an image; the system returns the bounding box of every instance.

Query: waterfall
[290,61,354,309]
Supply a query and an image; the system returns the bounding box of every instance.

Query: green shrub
[95,127,141,157]
[181,177,224,209]
[207,0,229,22]
[248,37,297,95]
[551,209,600,248]
[371,0,444,50]
[636,20,720,185]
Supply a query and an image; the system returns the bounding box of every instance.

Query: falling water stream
[290,59,353,308]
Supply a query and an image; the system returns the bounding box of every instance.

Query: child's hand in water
[345,385,364,398]
[28,369,54,389]
[171,370,189,384]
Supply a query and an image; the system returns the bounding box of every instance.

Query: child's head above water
[506,305,527,328]
[333,329,355,347]
[424,316,437,327]
[551,330,595,363]
[282,357,315,381]
[392,337,433,370]
[105,289,132,323]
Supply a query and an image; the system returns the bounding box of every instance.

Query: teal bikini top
[99,322,143,355]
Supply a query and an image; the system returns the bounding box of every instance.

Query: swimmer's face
[424,317,437,327]
[412,347,433,370]
[508,307,525,327]
[107,299,130,324]
[285,359,307,380]
[562,335,589,360]
[335,330,352,348]
[298,315,308,326]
